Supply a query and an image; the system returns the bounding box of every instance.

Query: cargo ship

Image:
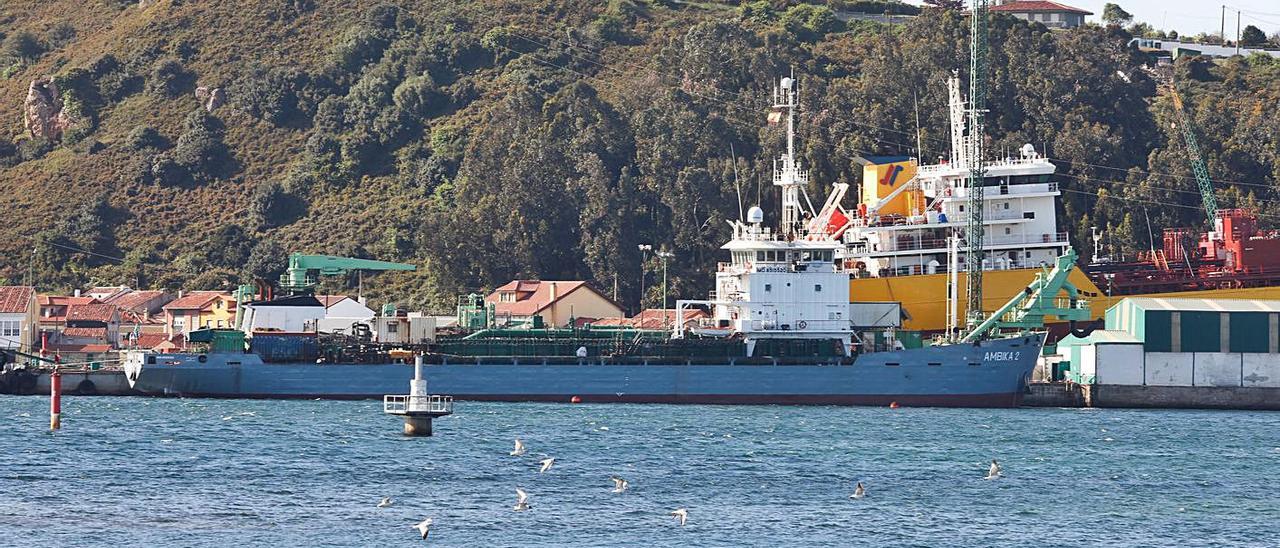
[819,78,1280,334]
[122,77,1087,407]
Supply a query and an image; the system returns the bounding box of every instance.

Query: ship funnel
[747,206,764,224]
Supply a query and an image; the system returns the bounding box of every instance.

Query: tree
[1240,25,1266,47]
[1102,3,1133,26]
[244,240,288,282]
[147,58,193,98]
[1,31,43,63]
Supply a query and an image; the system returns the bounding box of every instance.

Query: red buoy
[570,396,582,404]
[889,401,900,409]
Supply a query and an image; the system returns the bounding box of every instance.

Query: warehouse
[1057,297,1280,409]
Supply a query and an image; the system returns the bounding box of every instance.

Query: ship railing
[872,232,1069,253]
[384,394,453,414]
[749,319,848,332]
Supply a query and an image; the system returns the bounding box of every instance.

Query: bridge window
[815,284,822,292]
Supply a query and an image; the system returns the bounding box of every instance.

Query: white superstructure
[835,76,1068,278]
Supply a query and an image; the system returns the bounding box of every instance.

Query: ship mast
[772,75,811,240]
[965,0,990,334]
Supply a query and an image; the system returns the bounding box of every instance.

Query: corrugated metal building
[1105,297,1280,354]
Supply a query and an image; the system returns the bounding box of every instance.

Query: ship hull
[852,268,1280,332]
[123,335,1041,408]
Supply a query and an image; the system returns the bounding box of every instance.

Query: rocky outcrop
[24,78,76,141]
[195,85,225,112]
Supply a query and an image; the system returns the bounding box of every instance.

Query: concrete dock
[1022,381,1280,410]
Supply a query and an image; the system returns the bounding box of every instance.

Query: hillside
[1,0,1278,312]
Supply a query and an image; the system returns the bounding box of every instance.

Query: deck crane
[232,253,417,331]
[1166,82,1218,223]
[965,0,990,335]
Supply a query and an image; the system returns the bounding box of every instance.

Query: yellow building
[487,281,624,327]
[162,291,237,336]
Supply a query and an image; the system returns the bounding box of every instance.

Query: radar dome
[780,77,793,90]
[747,206,765,224]
[1020,143,1036,157]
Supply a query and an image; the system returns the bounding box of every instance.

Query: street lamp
[656,250,675,320]
[638,244,652,311]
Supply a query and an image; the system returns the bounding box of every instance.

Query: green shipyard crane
[965,0,990,335]
[961,247,1092,343]
[278,253,417,294]
[1167,84,1218,223]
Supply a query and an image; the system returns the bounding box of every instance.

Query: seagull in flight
[378,496,393,508]
[610,476,629,493]
[850,482,865,499]
[539,457,555,473]
[514,488,531,511]
[510,439,526,456]
[985,460,1002,480]
[412,517,432,539]
[670,508,688,526]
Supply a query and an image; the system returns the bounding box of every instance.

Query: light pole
[656,250,675,327]
[638,244,652,311]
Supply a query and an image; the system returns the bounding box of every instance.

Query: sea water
[1,396,1278,547]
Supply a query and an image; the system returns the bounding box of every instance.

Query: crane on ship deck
[1165,79,1218,224]
[232,253,417,331]
[964,0,990,337]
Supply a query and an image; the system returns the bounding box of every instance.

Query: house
[162,291,237,336]
[105,289,173,324]
[241,295,325,333]
[60,303,122,348]
[123,332,186,352]
[85,285,132,302]
[316,295,377,333]
[990,1,1091,29]
[486,280,624,327]
[591,309,710,330]
[37,294,99,333]
[0,286,38,351]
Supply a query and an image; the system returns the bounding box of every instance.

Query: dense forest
[1,0,1278,313]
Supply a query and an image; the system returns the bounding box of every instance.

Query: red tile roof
[50,343,114,354]
[128,332,184,349]
[486,281,593,317]
[163,291,228,310]
[316,295,352,308]
[66,303,119,323]
[0,286,36,313]
[592,309,709,329]
[37,295,98,307]
[63,327,108,339]
[105,290,169,311]
[990,1,1091,15]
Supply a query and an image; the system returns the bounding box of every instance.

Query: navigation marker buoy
[571,396,582,404]
[889,401,900,409]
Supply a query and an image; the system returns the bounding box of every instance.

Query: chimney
[548,282,557,303]
[178,290,185,299]
[74,289,81,297]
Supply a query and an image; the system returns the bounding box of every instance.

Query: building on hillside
[85,286,132,302]
[105,289,173,325]
[990,1,1091,29]
[60,303,122,349]
[316,295,377,333]
[591,309,710,330]
[486,280,625,328]
[36,294,99,336]
[162,291,237,336]
[0,286,38,351]
[241,295,325,333]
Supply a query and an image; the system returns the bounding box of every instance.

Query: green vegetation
[1,1,1278,314]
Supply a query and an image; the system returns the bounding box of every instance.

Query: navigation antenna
[772,74,812,240]
[965,0,990,335]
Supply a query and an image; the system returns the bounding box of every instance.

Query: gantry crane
[965,0,990,334]
[1166,83,1218,223]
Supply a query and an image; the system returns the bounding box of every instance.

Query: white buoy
[384,355,453,436]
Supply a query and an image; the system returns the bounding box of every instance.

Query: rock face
[195,85,225,112]
[24,78,75,141]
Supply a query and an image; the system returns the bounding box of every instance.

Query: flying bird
[670,508,688,526]
[378,497,393,508]
[610,476,629,493]
[412,517,432,539]
[850,482,865,499]
[511,439,526,456]
[514,488,531,511]
[539,457,555,473]
[985,460,1002,480]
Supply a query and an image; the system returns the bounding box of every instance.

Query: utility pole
[637,244,652,311]
[1236,10,1241,54]
[1221,5,1226,46]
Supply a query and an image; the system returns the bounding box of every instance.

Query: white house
[991,1,1091,29]
[241,295,326,333]
[316,295,377,334]
[0,286,39,352]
